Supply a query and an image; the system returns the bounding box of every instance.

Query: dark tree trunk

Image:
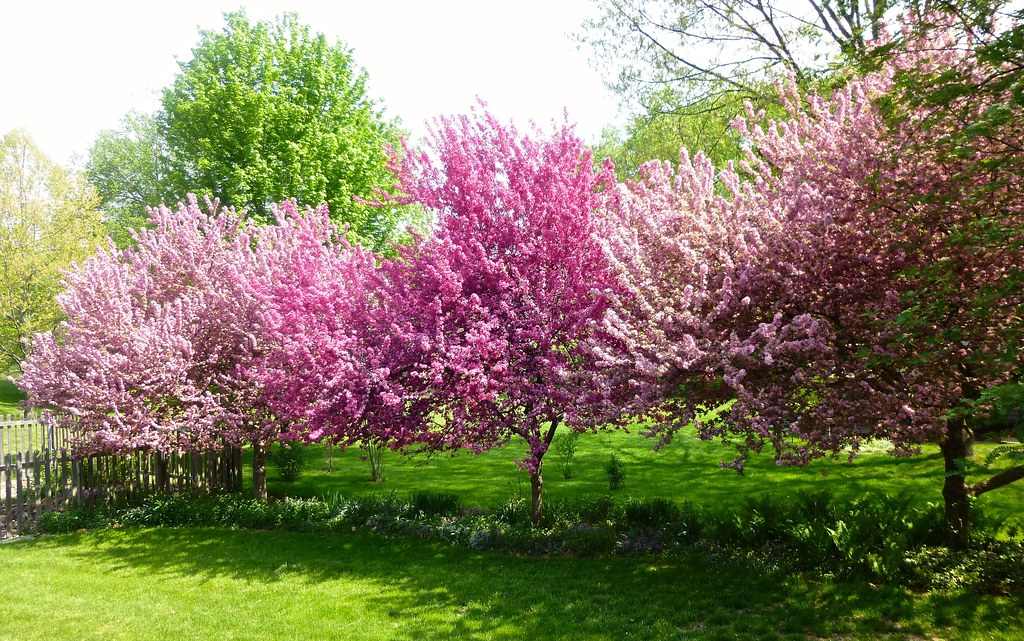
[252,441,267,500]
[940,416,973,549]
[529,417,562,527]
[155,452,170,493]
[530,462,544,527]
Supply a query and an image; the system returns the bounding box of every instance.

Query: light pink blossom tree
[603,19,1024,547]
[20,196,280,498]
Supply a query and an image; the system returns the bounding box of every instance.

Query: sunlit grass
[0,378,26,415]
[3,527,1022,641]
[260,428,1023,527]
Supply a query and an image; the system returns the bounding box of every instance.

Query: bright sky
[1,0,623,167]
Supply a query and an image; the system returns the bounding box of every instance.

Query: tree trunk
[528,417,562,527]
[940,417,973,549]
[155,452,170,493]
[252,441,267,500]
[530,461,544,527]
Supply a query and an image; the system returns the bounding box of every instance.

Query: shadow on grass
[11,527,1024,641]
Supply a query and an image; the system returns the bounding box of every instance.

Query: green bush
[409,491,463,517]
[28,488,1024,595]
[906,540,1024,594]
[624,497,681,529]
[604,453,626,490]
[552,431,580,480]
[273,443,306,483]
[36,506,107,533]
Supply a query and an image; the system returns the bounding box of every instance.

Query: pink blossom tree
[247,201,440,482]
[20,196,281,498]
[383,109,630,524]
[603,19,1024,547]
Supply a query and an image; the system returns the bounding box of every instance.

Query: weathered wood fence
[1,413,242,539]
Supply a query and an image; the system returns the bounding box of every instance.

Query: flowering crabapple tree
[387,108,631,525]
[603,19,1024,547]
[20,196,281,499]
[247,201,440,482]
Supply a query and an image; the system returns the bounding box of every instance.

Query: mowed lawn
[4,409,1023,640]
[3,526,1024,641]
[260,427,1024,525]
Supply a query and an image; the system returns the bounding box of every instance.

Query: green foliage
[408,490,462,517]
[35,506,107,533]
[85,111,180,247]
[595,87,749,173]
[272,442,306,483]
[605,452,627,490]
[905,539,1024,594]
[32,488,1023,593]
[551,430,580,480]
[624,497,683,529]
[0,130,105,374]
[159,11,412,250]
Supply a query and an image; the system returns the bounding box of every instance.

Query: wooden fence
[0,413,242,539]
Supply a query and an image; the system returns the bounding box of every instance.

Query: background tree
[594,87,751,174]
[0,129,104,375]
[602,19,1024,548]
[160,11,409,249]
[85,111,181,247]
[579,0,1009,172]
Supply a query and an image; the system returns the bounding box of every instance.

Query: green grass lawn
[260,428,1024,526]
[0,377,26,415]
[3,526,1022,641]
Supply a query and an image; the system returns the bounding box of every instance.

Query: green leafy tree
[161,11,409,249]
[580,0,1007,110]
[581,0,1008,171]
[595,88,749,174]
[0,130,105,374]
[85,111,181,247]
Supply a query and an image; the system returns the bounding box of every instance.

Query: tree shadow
[9,527,1023,640]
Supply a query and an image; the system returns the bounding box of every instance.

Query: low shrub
[273,443,306,483]
[409,490,463,517]
[905,539,1024,594]
[552,431,580,480]
[605,453,626,490]
[624,497,681,529]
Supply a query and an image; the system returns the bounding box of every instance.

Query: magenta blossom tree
[385,108,631,524]
[247,201,440,482]
[20,196,281,498]
[603,18,1024,547]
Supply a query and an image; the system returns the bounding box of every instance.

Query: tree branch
[971,464,1024,496]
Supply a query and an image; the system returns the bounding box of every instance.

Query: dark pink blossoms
[389,109,632,523]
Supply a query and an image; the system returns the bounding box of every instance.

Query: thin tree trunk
[252,441,267,500]
[530,462,544,527]
[940,416,972,549]
[529,417,562,527]
[155,452,169,493]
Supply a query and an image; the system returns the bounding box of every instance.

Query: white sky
[1,0,623,167]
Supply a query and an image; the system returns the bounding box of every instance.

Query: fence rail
[0,413,242,539]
